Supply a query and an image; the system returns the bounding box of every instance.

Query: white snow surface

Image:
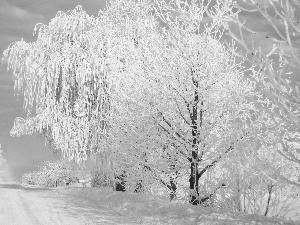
[0,182,299,225]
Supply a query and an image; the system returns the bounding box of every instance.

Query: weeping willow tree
[2,0,161,188]
[2,5,118,188]
[3,6,111,164]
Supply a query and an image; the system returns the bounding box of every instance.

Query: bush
[21,160,79,187]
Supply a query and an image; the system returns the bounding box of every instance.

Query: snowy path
[0,183,138,225]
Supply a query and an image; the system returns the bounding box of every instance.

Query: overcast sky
[0,0,106,181]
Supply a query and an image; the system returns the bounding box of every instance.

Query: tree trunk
[115,171,126,192]
[189,158,200,205]
[189,74,201,205]
[166,148,178,200]
[169,168,178,200]
[264,184,274,216]
[169,178,177,200]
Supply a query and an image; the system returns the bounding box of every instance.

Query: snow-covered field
[0,182,299,225]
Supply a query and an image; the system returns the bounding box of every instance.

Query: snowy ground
[0,182,299,225]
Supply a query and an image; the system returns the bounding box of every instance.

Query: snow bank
[51,186,299,225]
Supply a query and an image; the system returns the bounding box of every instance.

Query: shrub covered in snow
[21,160,79,187]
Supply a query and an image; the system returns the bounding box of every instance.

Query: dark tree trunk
[169,176,177,200]
[115,171,126,192]
[264,184,274,216]
[189,157,200,205]
[115,181,126,191]
[169,162,178,200]
[189,74,201,205]
[188,68,233,205]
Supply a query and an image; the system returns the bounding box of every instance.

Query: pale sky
[0,0,299,182]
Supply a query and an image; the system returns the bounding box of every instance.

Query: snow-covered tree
[3,6,114,164]
[217,0,300,187]
[103,0,260,204]
[2,0,161,189]
[209,139,300,219]
[22,160,78,187]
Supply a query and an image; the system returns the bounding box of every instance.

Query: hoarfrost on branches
[3,0,300,214]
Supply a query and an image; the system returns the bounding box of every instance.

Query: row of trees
[2,0,300,219]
